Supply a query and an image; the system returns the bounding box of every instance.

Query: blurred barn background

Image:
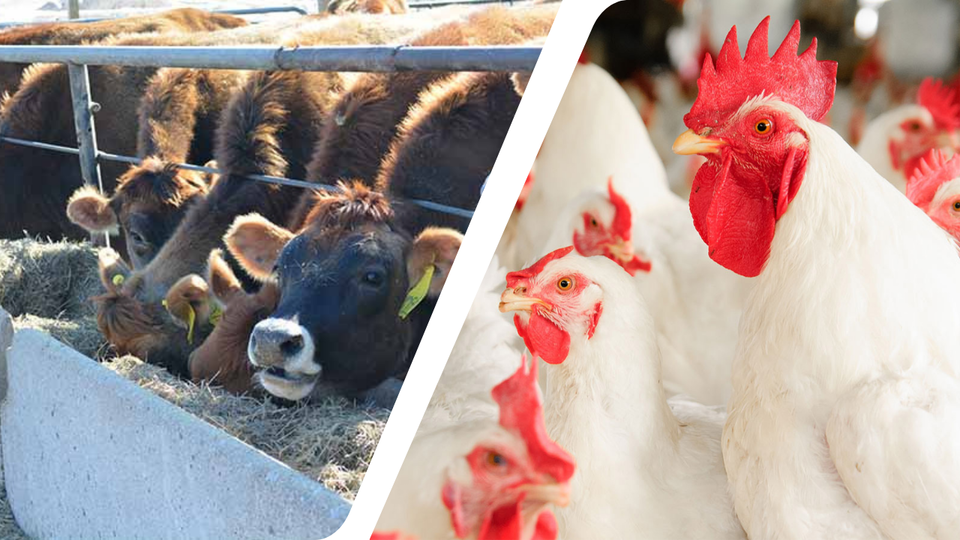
[584,0,960,193]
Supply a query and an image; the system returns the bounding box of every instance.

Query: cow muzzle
[248,317,321,401]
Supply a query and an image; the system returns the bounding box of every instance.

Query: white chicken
[673,17,960,539]
[536,179,751,405]
[498,247,745,540]
[376,357,575,540]
[906,148,960,245]
[498,61,672,271]
[857,76,960,192]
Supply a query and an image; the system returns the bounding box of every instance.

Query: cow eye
[363,270,384,286]
[129,231,145,245]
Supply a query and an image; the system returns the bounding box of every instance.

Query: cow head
[67,158,216,268]
[93,247,211,377]
[225,182,462,401]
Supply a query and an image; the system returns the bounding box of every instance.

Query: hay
[105,356,388,500]
[0,239,388,505]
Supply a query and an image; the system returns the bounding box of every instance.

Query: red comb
[607,178,633,242]
[491,355,575,483]
[505,246,574,288]
[685,17,837,130]
[907,149,960,210]
[917,78,960,131]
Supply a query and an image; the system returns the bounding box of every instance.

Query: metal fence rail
[0,44,542,221]
[0,44,541,72]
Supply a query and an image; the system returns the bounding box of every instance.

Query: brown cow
[66,159,216,269]
[224,182,462,403]
[376,70,526,235]
[114,11,459,303]
[0,8,246,99]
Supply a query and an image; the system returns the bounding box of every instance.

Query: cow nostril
[280,334,304,357]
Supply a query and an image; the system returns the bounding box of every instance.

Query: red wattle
[690,154,775,277]
[533,511,559,540]
[442,481,467,538]
[514,312,570,365]
[478,500,523,540]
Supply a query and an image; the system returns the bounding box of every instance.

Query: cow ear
[67,186,118,234]
[164,274,212,342]
[98,248,131,294]
[201,160,220,187]
[206,249,244,306]
[224,213,294,281]
[511,72,530,96]
[407,227,463,298]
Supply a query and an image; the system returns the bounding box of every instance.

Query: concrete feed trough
[0,306,352,539]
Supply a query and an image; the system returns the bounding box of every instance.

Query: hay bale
[0,239,108,359]
[0,239,103,320]
[105,356,388,500]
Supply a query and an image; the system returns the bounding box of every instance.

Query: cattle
[69,11,446,276]
[0,8,246,98]
[223,182,462,402]
[376,70,527,234]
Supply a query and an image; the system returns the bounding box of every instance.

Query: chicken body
[724,112,960,539]
[502,252,745,539]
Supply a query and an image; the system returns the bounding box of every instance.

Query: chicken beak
[673,129,726,155]
[602,237,634,264]
[519,482,571,508]
[499,288,550,313]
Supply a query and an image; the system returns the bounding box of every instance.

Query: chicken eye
[557,276,575,291]
[754,119,773,135]
[486,452,507,468]
[590,217,599,228]
[953,201,960,211]
[910,122,922,131]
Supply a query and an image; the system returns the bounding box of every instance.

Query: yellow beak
[499,288,550,313]
[673,129,726,155]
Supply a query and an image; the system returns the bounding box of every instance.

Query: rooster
[673,17,960,538]
[536,179,750,404]
[906,148,960,245]
[857,76,960,192]
[499,247,745,540]
[500,61,672,270]
[376,357,574,540]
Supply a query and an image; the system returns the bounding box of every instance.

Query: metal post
[317,0,331,13]
[67,0,80,19]
[66,63,108,247]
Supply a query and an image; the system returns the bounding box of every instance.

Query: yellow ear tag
[162,299,197,345]
[209,304,224,327]
[399,264,435,320]
[112,274,125,287]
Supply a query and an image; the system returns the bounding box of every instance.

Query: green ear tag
[185,304,197,345]
[112,274,125,287]
[399,264,435,320]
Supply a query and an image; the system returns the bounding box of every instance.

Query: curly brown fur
[114,158,209,211]
[376,71,522,234]
[304,5,556,201]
